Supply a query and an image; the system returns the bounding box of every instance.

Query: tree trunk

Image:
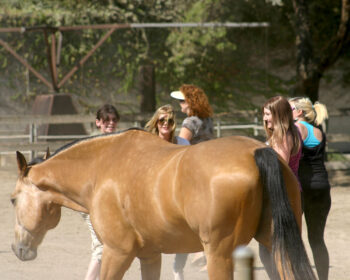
[139,63,156,114]
[292,0,319,101]
[294,73,321,103]
[291,0,350,102]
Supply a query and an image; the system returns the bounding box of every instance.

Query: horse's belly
[138,227,203,254]
[129,209,202,254]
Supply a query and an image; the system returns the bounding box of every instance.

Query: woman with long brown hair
[261,95,303,279]
[262,95,302,178]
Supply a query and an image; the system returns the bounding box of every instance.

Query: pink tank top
[289,131,303,190]
[289,147,302,179]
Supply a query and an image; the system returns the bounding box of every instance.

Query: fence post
[29,123,37,160]
[233,245,254,280]
[216,119,221,138]
[254,109,258,137]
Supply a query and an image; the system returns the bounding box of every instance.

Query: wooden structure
[0,22,270,113]
[0,22,269,93]
[31,94,86,139]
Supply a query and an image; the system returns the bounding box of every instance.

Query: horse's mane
[28,127,145,166]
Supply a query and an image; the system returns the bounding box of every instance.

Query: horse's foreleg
[139,253,161,280]
[99,246,136,280]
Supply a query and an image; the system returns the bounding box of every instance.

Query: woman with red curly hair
[170,84,214,144]
[170,85,213,279]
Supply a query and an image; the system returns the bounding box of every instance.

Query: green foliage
[327,152,347,162]
[0,0,349,112]
[157,0,275,109]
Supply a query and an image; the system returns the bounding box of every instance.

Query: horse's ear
[43,147,50,160]
[16,151,28,176]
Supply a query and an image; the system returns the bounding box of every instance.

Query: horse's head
[11,151,61,261]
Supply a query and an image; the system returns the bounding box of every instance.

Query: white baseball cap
[170,90,185,101]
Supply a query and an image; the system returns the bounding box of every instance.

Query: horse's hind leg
[255,219,280,279]
[206,253,233,280]
[203,241,233,280]
[258,243,281,280]
[139,253,161,280]
[100,246,136,280]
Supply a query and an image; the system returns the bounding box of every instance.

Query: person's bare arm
[296,121,323,142]
[295,122,307,141]
[313,126,323,142]
[273,134,293,163]
[179,127,193,142]
[274,145,290,163]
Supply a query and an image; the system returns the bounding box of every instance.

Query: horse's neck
[30,163,90,213]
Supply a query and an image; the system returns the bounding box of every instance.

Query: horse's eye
[10,198,16,206]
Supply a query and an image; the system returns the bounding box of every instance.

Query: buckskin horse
[11,129,316,280]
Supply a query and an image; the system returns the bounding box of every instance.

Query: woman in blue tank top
[289,97,331,280]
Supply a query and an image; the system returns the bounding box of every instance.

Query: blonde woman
[145,104,189,145]
[289,97,331,280]
[145,104,189,280]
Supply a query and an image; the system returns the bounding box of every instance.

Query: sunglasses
[102,117,118,124]
[158,118,174,126]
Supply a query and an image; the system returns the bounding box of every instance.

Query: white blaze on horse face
[11,178,61,261]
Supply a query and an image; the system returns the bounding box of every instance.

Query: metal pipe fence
[1,113,349,161]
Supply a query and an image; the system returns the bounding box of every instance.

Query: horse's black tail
[254,147,316,280]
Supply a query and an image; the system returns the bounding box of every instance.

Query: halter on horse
[11,129,315,280]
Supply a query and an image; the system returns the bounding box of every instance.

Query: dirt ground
[1,161,349,280]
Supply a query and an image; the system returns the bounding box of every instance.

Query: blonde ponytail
[313,102,328,125]
[289,97,328,125]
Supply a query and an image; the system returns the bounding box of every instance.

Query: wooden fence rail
[0,113,262,159]
[1,113,349,161]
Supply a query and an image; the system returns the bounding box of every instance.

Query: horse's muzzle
[11,243,37,261]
